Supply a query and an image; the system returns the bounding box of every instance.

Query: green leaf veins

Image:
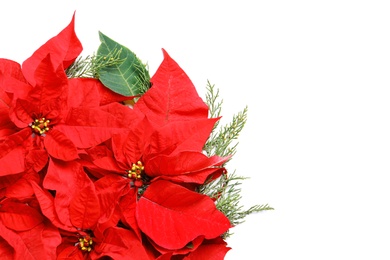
[96,32,150,96]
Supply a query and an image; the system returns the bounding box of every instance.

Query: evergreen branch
[66,49,124,78]
[201,81,273,237]
[197,171,229,201]
[216,173,274,238]
[200,171,273,238]
[204,81,248,159]
[133,61,151,95]
[205,80,223,120]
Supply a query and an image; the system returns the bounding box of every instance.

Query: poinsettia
[80,49,232,257]
[30,161,154,260]
[0,220,61,260]
[183,237,231,259]
[0,195,61,259]
[87,50,229,185]
[0,14,133,179]
[137,180,231,252]
[0,12,268,260]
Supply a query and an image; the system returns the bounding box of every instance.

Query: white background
[1,1,390,259]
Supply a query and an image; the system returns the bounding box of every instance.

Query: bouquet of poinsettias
[0,13,271,259]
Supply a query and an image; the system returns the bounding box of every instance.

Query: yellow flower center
[78,236,93,252]
[126,161,144,180]
[30,117,50,135]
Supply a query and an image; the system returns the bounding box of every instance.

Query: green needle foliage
[204,80,247,159]
[65,49,124,79]
[201,81,273,237]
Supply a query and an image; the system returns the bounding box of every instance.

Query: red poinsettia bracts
[0,14,235,260]
[81,49,231,258]
[22,13,82,86]
[137,180,230,248]
[0,14,132,175]
[87,50,230,184]
[29,160,151,260]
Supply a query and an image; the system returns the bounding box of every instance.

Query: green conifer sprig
[204,81,248,159]
[205,80,223,121]
[133,61,151,95]
[202,81,273,237]
[66,49,124,78]
[213,172,273,238]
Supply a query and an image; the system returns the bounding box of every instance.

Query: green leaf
[96,32,150,96]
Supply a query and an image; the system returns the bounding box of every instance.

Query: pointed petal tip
[161,48,170,58]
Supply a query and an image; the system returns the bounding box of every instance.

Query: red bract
[133,50,230,183]
[0,13,241,260]
[90,227,150,260]
[183,237,231,260]
[22,13,82,86]
[81,49,232,257]
[0,197,61,259]
[0,199,43,231]
[56,227,151,260]
[31,160,149,259]
[136,180,230,250]
[17,221,62,260]
[0,14,133,177]
[88,50,229,185]
[40,159,100,231]
[135,49,209,127]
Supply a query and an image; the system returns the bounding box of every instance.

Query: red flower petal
[91,155,125,173]
[25,148,49,172]
[155,167,226,185]
[5,174,36,200]
[91,227,150,260]
[117,117,154,165]
[119,189,141,240]
[22,13,82,85]
[0,174,20,191]
[0,128,31,176]
[95,80,132,105]
[43,159,100,230]
[9,102,35,130]
[57,245,84,260]
[0,127,30,159]
[99,102,141,127]
[18,221,62,260]
[94,205,122,239]
[0,145,25,176]
[56,105,132,148]
[0,200,44,231]
[0,221,35,260]
[43,159,88,228]
[30,181,75,232]
[44,129,79,161]
[147,118,219,157]
[69,174,100,230]
[184,237,231,260]
[0,97,13,133]
[67,78,101,108]
[146,152,229,177]
[26,54,68,115]
[135,49,209,127]
[136,180,231,250]
[0,236,13,260]
[0,60,31,100]
[0,58,26,82]
[148,235,204,256]
[155,253,173,260]
[94,174,129,224]
[0,97,10,116]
